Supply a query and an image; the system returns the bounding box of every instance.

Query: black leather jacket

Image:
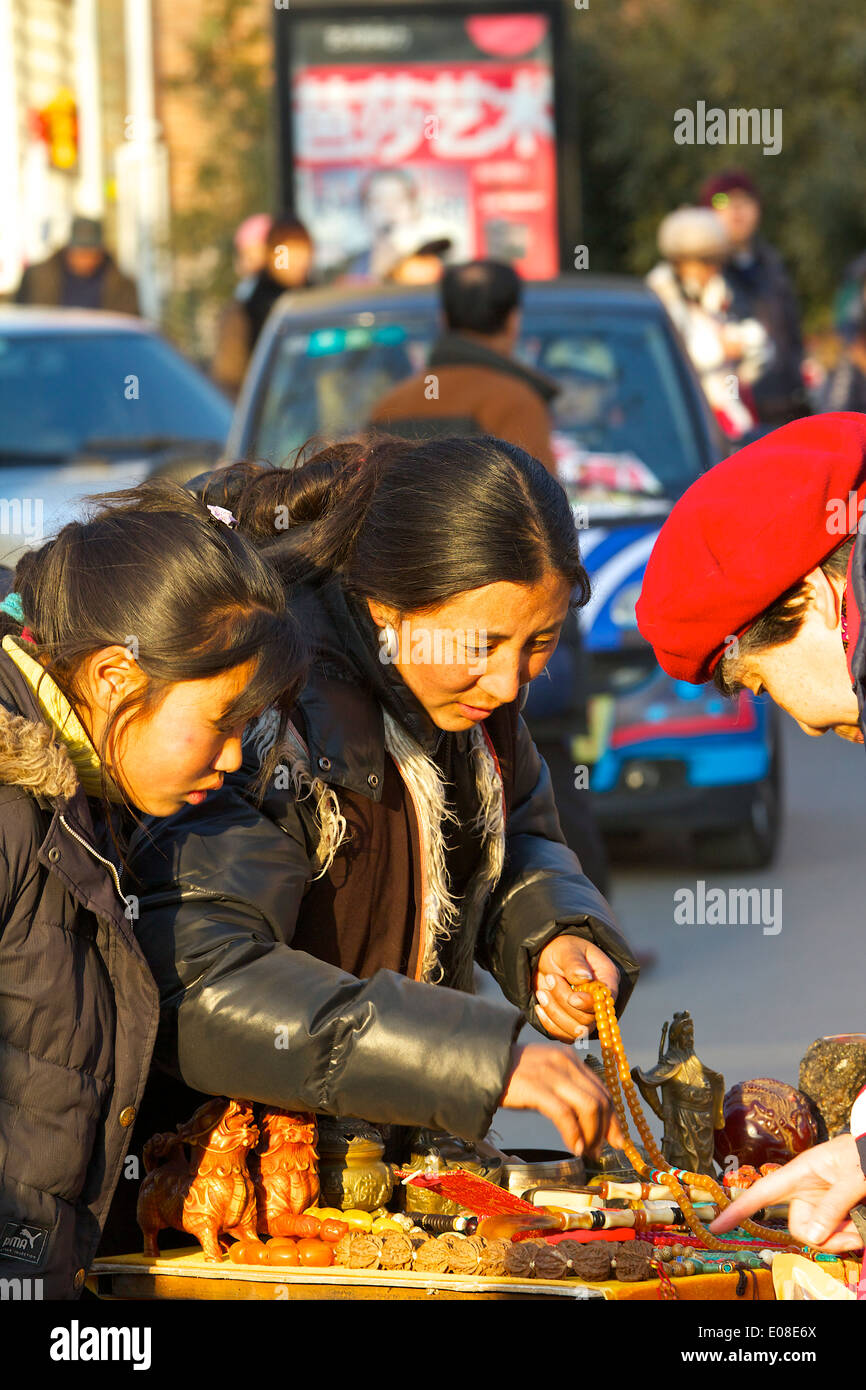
[125,581,639,1143]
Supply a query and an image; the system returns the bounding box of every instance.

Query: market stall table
[88,1248,777,1301]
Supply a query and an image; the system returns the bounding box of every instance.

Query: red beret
[636,413,866,683]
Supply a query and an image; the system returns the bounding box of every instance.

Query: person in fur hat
[647,206,773,440]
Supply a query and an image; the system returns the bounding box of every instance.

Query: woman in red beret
[636,412,866,739]
[637,411,866,1251]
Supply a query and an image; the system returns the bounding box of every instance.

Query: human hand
[501,1041,625,1157]
[533,937,620,1041]
[709,1135,866,1252]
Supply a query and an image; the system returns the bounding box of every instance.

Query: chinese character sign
[290,12,559,281]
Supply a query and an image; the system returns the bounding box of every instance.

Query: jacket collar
[428,331,560,405]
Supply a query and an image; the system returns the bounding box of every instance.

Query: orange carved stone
[137,1098,260,1263]
[251,1108,320,1237]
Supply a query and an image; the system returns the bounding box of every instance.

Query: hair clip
[0,592,24,622]
[207,504,238,530]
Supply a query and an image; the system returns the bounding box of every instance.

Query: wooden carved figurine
[251,1108,319,1236]
[631,1011,725,1176]
[137,1097,260,1262]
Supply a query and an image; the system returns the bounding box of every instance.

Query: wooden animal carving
[137,1097,260,1262]
[251,1108,319,1237]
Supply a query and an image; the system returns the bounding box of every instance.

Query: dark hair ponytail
[216,434,589,612]
[0,480,307,847]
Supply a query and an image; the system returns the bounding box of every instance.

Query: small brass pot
[500,1148,586,1200]
[316,1118,394,1213]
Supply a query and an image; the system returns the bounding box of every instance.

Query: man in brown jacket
[369,259,558,473]
[14,217,140,315]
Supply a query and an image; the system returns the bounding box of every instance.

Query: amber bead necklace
[583,980,803,1252]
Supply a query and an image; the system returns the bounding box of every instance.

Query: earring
[379,622,399,664]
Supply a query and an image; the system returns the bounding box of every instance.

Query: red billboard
[288,11,559,281]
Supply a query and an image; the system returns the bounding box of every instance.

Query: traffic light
[35,87,79,171]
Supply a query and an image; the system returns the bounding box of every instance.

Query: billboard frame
[273,0,578,275]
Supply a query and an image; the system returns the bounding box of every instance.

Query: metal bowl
[501,1148,586,1199]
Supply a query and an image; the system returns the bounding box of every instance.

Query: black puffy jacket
[0,649,158,1297]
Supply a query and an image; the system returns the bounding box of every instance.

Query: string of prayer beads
[583,980,803,1252]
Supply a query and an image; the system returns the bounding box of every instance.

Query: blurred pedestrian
[14,216,140,315]
[820,251,866,412]
[212,214,313,399]
[700,169,807,426]
[647,206,772,441]
[232,212,272,292]
[369,258,558,471]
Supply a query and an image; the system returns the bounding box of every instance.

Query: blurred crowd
[640,167,866,444]
[14,168,866,446]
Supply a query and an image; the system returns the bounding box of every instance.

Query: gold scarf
[1,635,124,801]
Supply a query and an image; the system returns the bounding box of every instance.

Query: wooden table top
[89,1247,777,1302]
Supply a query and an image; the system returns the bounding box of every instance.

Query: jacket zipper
[58,812,126,907]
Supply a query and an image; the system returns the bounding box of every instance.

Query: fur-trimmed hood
[0,703,80,802]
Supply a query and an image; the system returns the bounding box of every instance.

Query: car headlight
[610,582,642,630]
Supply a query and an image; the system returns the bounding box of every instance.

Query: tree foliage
[162,0,273,356]
[572,0,866,326]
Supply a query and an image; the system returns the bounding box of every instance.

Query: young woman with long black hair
[122,437,640,1190]
[0,483,305,1297]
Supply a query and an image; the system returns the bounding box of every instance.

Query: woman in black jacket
[0,482,304,1297]
[124,436,639,1191]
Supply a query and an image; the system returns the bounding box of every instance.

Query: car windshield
[0,331,231,458]
[251,307,705,516]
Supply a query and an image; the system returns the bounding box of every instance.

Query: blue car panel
[568,517,773,812]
